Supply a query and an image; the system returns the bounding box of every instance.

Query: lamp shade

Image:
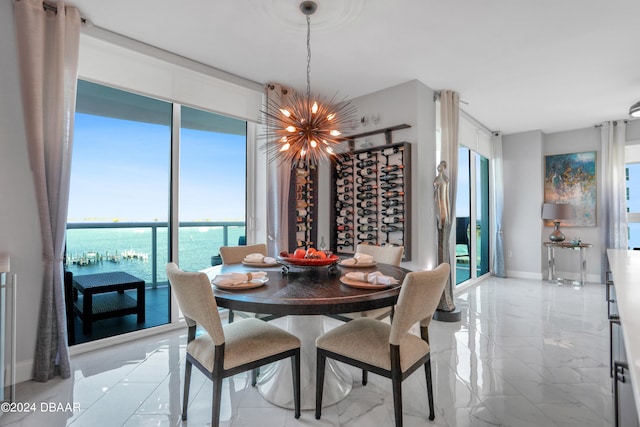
[0,253,9,273]
[542,203,574,221]
[630,100,640,118]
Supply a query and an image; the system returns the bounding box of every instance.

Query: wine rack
[288,162,318,250]
[330,141,411,260]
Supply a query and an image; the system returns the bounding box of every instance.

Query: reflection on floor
[5,277,612,427]
[70,286,170,345]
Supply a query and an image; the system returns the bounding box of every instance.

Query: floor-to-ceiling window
[66,81,247,344]
[178,106,247,270]
[455,133,491,286]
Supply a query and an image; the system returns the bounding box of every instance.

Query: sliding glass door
[455,146,490,285]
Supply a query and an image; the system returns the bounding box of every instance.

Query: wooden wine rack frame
[330,141,411,260]
[288,163,318,251]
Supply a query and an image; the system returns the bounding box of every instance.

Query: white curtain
[266,84,291,255]
[14,0,81,381]
[437,90,459,312]
[600,121,628,276]
[491,132,506,277]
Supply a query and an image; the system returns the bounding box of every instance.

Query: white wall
[0,0,45,384]
[502,130,544,279]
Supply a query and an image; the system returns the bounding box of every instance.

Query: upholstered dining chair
[332,244,404,322]
[315,263,450,427]
[166,263,301,426]
[219,243,271,323]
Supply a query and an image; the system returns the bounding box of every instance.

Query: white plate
[213,277,268,290]
[242,260,279,267]
[338,260,377,268]
[339,276,393,289]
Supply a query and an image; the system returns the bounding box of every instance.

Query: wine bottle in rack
[336,186,352,194]
[337,171,352,179]
[337,225,351,231]
[337,178,352,186]
[381,190,405,199]
[380,181,400,190]
[336,164,353,173]
[382,146,402,156]
[381,224,403,233]
[355,175,376,184]
[356,192,377,201]
[357,208,376,216]
[356,152,374,160]
[380,164,404,173]
[337,216,350,225]
[337,193,351,202]
[381,199,403,208]
[338,208,352,217]
[357,216,376,225]
[380,173,403,181]
[358,200,375,208]
[357,225,378,232]
[383,207,403,216]
[337,232,352,239]
[296,200,314,208]
[336,200,353,208]
[296,208,308,217]
[297,240,312,247]
[357,167,377,177]
[358,233,376,241]
[357,184,377,192]
[356,160,375,168]
[382,216,404,224]
[337,241,352,249]
[296,223,311,232]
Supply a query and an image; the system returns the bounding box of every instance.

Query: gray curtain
[600,121,628,278]
[491,132,506,277]
[266,84,291,255]
[437,90,459,312]
[14,0,81,381]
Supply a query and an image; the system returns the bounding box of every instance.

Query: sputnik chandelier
[262,0,357,167]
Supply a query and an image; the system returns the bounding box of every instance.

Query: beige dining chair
[219,243,271,323]
[315,263,450,427]
[332,244,404,322]
[166,263,301,426]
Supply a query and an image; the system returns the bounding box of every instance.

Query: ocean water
[65,225,245,285]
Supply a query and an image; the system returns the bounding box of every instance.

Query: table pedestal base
[257,315,352,410]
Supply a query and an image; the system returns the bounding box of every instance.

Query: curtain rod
[41,1,88,23]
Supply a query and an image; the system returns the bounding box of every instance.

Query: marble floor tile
[4,277,616,427]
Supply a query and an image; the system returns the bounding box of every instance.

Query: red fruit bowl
[277,254,340,267]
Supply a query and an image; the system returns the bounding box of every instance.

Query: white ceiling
[74,0,640,135]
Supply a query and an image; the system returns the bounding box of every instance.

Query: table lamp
[542,203,574,242]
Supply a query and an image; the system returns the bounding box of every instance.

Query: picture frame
[544,151,597,227]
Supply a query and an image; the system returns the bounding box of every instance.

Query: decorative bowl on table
[276,251,340,275]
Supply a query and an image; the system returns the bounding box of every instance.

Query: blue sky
[68,113,246,222]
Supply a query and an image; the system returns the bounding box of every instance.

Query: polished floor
[2,276,612,426]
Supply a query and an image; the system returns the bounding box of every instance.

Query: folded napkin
[340,253,375,266]
[243,253,277,264]
[212,271,267,286]
[345,271,399,285]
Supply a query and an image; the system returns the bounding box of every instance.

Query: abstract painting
[544,151,597,227]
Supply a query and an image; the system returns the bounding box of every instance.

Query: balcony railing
[66,221,245,288]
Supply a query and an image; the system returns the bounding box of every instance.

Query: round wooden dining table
[203,261,410,410]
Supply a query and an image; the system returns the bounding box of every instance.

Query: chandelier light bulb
[280,108,291,117]
[280,142,291,151]
[327,113,335,120]
[286,126,296,132]
[311,102,318,114]
[310,139,317,148]
[330,130,341,136]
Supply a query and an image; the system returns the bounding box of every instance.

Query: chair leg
[291,350,301,419]
[362,369,368,386]
[425,358,435,421]
[182,359,193,420]
[315,350,326,420]
[251,368,258,386]
[391,374,403,427]
[211,378,223,427]
[228,309,235,323]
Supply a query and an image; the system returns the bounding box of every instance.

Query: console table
[543,242,592,286]
[72,271,145,335]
